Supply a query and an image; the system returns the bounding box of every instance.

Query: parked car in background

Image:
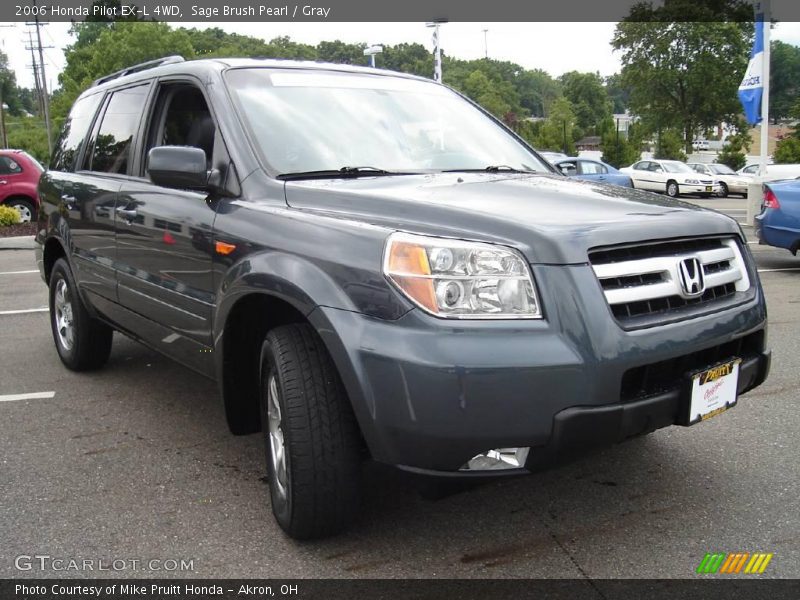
[539,151,569,164]
[687,162,751,197]
[692,140,709,151]
[0,149,43,222]
[620,159,721,197]
[755,179,800,255]
[738,163,800,181]
[553,157,633,187]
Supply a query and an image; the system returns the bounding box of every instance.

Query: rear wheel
[259,323,362,539]
[48,258,113,371]
[666,180,679,198]
[8,198,36,223]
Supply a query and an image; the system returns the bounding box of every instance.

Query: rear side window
[0,156,23,174]
[579,161,607,175]
[88,85,149,174]
[50,92,103,172]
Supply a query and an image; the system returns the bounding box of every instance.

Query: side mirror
[147,146,208,190]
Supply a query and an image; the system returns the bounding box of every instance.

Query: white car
[620,159,721,198]
[687,162,751,197]
[738,163,800,181]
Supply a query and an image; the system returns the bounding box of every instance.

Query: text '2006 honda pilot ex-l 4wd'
[36,56,770,539]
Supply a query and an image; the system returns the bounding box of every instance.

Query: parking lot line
[0,307,48,315]
[0,269,39,275]
[0,391,56,402]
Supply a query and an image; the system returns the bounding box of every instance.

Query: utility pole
[25,30,43,118]
[0,24,14,148]
[482,29,489,59]
[27,4,53,156]
[426,20,447,83]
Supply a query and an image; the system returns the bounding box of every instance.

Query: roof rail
[92,55,185,87]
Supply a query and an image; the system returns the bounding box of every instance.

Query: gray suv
[36,56,770,539]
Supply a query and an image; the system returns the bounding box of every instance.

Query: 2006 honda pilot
[36,56,770,539]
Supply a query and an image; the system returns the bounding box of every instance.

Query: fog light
[459,447,530,471]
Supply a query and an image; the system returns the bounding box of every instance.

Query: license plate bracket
[680,358,741,426]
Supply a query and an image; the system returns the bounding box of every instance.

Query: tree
[774,138,800,164]
[612,0,753,154]
[516,69,562,118]
[654,128,687,162]
[460,70,512,119]
[604,73,630,114]
[535,97,577,154]
[600,117,642,168]
[769,41,800,123]
[717,116,751,170]
[559,71,611,134]
[55,22,196,120]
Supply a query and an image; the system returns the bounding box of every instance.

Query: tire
[8,198,36,223]
[259,323,362,539]
[48,258,113,371]
[717,182,729,198]
[666,180,679,198]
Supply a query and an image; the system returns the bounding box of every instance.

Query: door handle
[115,207,138,221]
[0,180,7,185]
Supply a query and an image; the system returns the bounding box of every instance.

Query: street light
[426,20,447,83]
[482,28,489,59]
[363,45,383,68]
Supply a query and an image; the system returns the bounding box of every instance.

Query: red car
[0,149,44,222]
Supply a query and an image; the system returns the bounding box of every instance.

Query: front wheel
[259,324,362,539]
[49,258,113,370]
[717,182,729,198]
[666,180,679,198]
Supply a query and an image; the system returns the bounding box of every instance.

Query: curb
[0,235,36,250]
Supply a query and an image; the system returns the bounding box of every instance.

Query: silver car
[688,163,751,197]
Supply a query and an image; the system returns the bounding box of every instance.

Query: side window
[88,85,149,174]
[50,92,103,172]
[579,161,606,175]
[557,161,577,176]
[145,84,216,171]
[633,161,647,170]
[744,165,757,174]
[0,156,23,174]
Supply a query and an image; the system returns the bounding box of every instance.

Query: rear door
[577,160,608,183]
[115,80,220,354]
[66,83,152,304]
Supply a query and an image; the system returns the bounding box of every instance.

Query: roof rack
[92,55,185,87]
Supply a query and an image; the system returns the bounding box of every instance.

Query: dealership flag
[738,5,766,125]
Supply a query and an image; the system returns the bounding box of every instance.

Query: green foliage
[770,40,800,122]
[534,97,577,154]
[600,118,642,168]
[717,116,751,171]
[604,73,629,114]
[5,117,51,163]
[774,138,800,164]
[655,128,687,162]
[559,71,612,134]
[54,22,196,120]
[0,205,22,227]
[613,0,753,153]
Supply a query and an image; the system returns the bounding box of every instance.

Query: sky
[2,21,800,91]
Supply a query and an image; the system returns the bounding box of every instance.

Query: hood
[284,172,741,264]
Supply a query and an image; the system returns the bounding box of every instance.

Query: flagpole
[759,0,771,178]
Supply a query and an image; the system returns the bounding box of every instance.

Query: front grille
[590,237,751,327]
[620,330,764,402]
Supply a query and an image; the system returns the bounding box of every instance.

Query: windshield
[661,161,694,174]
[709,164,736,175]
[224,69,551,176]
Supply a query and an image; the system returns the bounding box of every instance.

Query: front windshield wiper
[442,165,540,174]
[277,166,410,180]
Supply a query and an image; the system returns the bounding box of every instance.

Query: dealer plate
[705,186,713,192]
[687,358,741,425]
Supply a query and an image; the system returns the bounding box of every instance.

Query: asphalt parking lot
[1,204,798,579]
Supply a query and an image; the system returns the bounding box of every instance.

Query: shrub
[0,205,22,227]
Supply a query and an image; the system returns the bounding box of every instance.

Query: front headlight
[685,178,700,184]
[383,232,542,319]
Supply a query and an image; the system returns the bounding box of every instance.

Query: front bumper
[310,263,769,476]
[681,183,721,195]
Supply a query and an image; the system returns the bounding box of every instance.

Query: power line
[24,5,53,156]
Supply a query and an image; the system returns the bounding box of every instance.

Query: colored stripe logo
[696,552,773,574]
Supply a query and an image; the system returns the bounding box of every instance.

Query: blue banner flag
[738,6,765,125]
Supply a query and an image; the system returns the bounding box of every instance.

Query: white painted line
[748,241,760,244]
[0,307,48,315]
[162,333,180,344]
[0,270,38,275]
[758,267,800,273]
[0,391,56,402]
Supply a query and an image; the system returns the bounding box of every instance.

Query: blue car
[755,179,800,254]
[553,157,633,187]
